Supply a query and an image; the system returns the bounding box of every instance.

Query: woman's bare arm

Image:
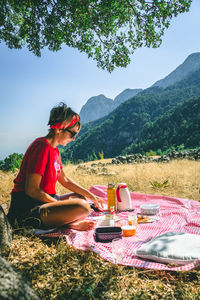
[25,173,57,203]
[58,169,105,209]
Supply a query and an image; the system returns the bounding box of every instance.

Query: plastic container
[107,183,116,211]
[116,183,132,211]
[97,218,115,227]
[94,227,122,243]
[140,204,160,215]
[122,225,137,237]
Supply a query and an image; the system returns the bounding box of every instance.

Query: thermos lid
[108,183,115,188]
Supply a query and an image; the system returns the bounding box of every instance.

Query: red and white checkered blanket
[39,185,200,271]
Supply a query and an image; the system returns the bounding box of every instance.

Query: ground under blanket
[36,185,200,271]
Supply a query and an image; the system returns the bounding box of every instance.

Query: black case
[94,226,122,243]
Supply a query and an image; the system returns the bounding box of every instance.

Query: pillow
[135,232,200,265]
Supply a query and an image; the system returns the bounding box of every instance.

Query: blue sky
[0,0,200,160]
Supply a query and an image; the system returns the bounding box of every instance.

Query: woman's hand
[90,194,106,211]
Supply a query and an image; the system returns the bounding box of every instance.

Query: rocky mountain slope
[80,52,200,124]
[122,95,200,155]
[152,52,200,88]
[79,95,114,123]
[62,66,200,162]
[113,88,143,108]
[79,89,142,123]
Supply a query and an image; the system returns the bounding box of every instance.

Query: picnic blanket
[36,185,200,271]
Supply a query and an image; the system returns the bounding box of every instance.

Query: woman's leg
[58,192,87,201]
[39,198,94,230]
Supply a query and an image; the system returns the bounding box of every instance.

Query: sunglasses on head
[63,127,78,138]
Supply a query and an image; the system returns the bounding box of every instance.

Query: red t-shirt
[12,137,63,195]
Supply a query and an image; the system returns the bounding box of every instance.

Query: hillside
[79,89,142,123]
[61,68,200,163]
[79,94,114,123]
[79,52,200,125]
[152,52,200,88]
[122,96,200,155]
[113,88,143,108]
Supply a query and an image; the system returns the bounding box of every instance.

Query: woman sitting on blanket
[7,102,105,231]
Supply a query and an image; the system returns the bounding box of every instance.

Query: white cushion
[135,232,200,265]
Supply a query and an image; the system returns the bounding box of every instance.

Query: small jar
[122,225,137,237]
[128,213,137,226]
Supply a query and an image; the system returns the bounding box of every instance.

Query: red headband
[50,115,80,129]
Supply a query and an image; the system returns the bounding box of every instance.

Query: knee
[78,200,91,215]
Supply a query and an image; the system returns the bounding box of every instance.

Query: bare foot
[69,220,95,231]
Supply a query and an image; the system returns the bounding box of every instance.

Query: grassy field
[1,159,200,299]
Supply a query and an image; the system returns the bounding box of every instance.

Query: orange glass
[122,226,136,237]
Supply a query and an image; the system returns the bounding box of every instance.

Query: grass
[1,159,200,299]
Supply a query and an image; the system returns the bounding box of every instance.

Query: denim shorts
[7,192,57,229]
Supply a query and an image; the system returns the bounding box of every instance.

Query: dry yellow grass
[56,159,200,202]
[0,170,16,212]
[4,235,200,300]
[1,159,199,211]
[1,159,200,299]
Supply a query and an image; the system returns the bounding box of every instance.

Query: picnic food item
[122,225,136,237]
[140,204,160,215]
[128,213,137,226]
[116,183,132,211]
[107,183,116,210]
[137,215,149,223]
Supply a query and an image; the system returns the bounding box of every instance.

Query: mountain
[61,67,200,163]
[79,52,200,125]
[79,94,114,123]
[122,96,200,155]
[113,88,143,108]
[79,89,142,123]
[152,52,200,88]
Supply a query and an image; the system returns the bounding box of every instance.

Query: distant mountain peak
[186,52,200,60]
[86,94,111,104]
[152,52,200,89]
[79,89,142,123]
[79,94,114,123]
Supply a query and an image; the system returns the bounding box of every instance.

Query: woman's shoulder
[26,137,50,153]
[34,137,48,146]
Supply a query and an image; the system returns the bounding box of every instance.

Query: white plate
[91,215,120,222]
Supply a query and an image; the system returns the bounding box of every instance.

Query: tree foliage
[123,96,200,155]
[0,153,23,172]
[0,0,192,71]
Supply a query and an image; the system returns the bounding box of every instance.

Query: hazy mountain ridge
[80,52,200,125]
[79,89,143,123]
[79,94,114,123]
[152,52,200,88]
[113,88,143,107]
[62,66,200,162]
[61,53,200,162]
